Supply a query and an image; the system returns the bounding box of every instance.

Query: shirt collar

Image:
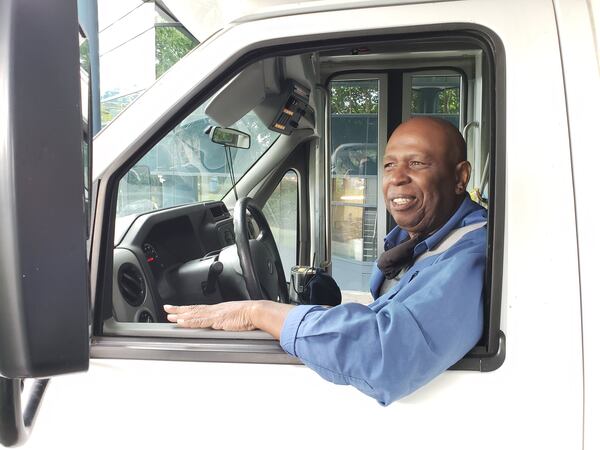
[383,195,486,254]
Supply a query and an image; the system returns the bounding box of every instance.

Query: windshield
[115,103,279,242]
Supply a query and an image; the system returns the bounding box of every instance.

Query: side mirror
[206,126,251,149]
[0,1,91,446]
[0,0,89,380]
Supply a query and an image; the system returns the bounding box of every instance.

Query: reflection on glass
[410,75,461,128]
[330,79,379,292]
[99,1,199,128]
[116,101,278,219]
[263,171,298,280]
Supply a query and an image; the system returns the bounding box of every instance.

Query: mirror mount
[0,378,48,447]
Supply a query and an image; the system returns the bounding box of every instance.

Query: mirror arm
[0,377,49,447]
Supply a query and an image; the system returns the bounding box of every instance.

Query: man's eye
[409,161,426,167]
[383,162,395,169]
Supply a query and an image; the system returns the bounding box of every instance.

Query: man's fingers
[164,304,219,327]
[176,317,214,329]
[164,304,204,313]
[164,302,254,331]
[167,309,213,322]
[164,304,208,314]
[164,304,186,314]
[166,313,200,323]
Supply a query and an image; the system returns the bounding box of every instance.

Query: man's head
[382,117,471,237]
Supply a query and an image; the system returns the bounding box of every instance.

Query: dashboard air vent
[210,203,230,219]
[117,263,146,307]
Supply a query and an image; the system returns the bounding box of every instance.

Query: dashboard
[112,201,238,323]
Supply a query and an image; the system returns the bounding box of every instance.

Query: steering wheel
[233,197,290,302]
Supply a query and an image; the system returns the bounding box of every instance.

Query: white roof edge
[230,0,455,24]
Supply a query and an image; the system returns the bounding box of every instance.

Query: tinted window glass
[409,75,461,128]
[117,104,278,219]
[330,79,379,292]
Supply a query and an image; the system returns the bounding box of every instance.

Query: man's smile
[389,195,417,211]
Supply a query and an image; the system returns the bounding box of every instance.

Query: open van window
[93,28,504,372]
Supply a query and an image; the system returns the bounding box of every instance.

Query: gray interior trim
[320,54,478,80]
[323,86,332,270]
[91,335,298,365]
[103,318,274,340]
[205,59,271,127]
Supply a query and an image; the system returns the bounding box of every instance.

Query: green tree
[437,88,459,113]
[155,27,198,78]
[330,83,379,114]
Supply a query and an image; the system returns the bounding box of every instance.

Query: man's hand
[164,301,295,339]
[164,302,256,331]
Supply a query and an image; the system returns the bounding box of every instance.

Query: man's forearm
[250,300,295,340]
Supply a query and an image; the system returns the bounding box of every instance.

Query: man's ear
[454,160,471,194]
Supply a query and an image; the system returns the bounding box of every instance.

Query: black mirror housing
[0,0,90,378]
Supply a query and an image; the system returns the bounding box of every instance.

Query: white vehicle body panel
[20,0,597,448]
[553,1,600,449]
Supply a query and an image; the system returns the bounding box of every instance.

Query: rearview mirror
[206,126,251,149]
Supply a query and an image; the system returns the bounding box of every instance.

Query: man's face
[382,120,464,236]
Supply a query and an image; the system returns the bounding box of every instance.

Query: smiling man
[164,116,488,405]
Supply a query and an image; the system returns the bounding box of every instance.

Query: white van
[1,0,598,448]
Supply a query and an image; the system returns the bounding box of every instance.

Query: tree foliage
[410,87,459,114]
[330,83,379,114]
[437,88,459,113]
[155,27,198,78]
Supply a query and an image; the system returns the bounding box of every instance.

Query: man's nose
[388,166,410,185]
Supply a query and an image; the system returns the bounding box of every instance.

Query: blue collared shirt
[280,196,487,405]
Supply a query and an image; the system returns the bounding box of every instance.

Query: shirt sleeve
[279,246,485,406]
